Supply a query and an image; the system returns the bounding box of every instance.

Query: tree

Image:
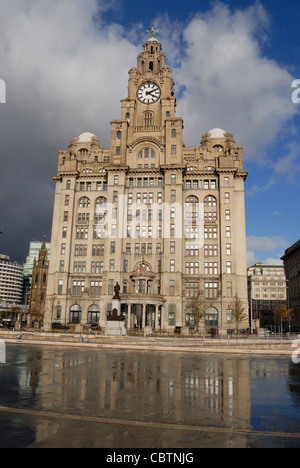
[186,292,207,333]
[229,296,248,335]
[272,301,293,335]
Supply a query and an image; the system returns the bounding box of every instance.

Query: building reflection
[3,345,299,447]
[17,348,252,434]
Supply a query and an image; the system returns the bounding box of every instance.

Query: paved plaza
[0,342,299,448]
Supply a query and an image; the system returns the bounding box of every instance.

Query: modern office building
[281,240,300,329]
[44,33,249,335]
[0,254,24,316]
[247,263,287,330]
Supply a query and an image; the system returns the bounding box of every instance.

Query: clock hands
[146,89,159,97]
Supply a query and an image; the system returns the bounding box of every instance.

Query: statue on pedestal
[113,282,120,300]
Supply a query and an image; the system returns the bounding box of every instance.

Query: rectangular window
[204,262,218,275]
[58,280,63,295]
[227,309,233,324]
[205,282,218,298]
[186,282,199,298]
[168,305,176,325]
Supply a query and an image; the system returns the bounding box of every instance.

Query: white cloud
[170,3,298,161]
[246,235,287,266]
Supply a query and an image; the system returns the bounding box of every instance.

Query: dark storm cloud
[0,0,138,263]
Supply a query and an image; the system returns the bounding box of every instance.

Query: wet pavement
[0,343,300,448]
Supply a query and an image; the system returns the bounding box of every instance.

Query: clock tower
[110,35,183,167]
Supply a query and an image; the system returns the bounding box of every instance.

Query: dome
[208,128,226,139]
[147,37,159,43]
[78,132,96,143]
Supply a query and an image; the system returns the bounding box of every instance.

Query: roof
[78,132,96,143]
[208,128,226,139]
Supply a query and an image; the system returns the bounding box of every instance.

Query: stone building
[44,34,249,335]
[247,263,287,331]
[281,240,300,329]
[28,237,49,324]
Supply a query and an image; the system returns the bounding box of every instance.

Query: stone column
[155,305,159,330]
[142,304,145,329]
[127,303,131,330]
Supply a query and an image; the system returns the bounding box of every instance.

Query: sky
[0,0,299,267]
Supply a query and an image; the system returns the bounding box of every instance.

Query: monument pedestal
[106,284,127,336]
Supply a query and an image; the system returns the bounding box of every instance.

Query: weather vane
[146,25,160,38]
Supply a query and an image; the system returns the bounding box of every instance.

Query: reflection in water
[0,344,300,448]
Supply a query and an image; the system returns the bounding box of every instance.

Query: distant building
[247,263,287,331]
[281,240,300,329]
[23,240,51,301]
[0,254,24,317]
[24,240,51,282]
[28,238,49,324]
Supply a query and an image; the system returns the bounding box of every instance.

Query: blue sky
[0,0,299,265]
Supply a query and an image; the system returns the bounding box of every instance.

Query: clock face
[137,82,161,104]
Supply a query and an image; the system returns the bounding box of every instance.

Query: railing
[134,126,161,132]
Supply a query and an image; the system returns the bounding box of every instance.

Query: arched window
[205,307,218,327]
[204,195,217,207]
[79,149,88,156]
[138,148,155,159]
[213,145,223,153]
[95,196,107,208]
[186,195,199,207]
[88,305,100,325]
[78,197,90,208]
[69,305,81,324]
[116,130,121,139]
[171,128,177,138]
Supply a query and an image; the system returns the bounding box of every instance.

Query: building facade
[281,240,300,329]
[247,263,287,331]
[0,254,24,316]
[44,35,249,335]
